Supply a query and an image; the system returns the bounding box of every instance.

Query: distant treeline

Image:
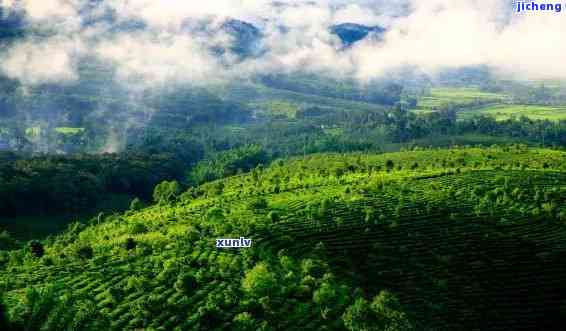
[0,152,184,216]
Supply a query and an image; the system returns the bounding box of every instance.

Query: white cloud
[2,0,566,87]
[0,36,85,85]
[95,31,221,86]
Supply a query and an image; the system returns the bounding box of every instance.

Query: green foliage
[10,285,60,331]
[242,263,276,298]
[76,245,94,260]
[0,292,9,331]
[232,312,259,331]
[174,273,197,295]
[152,180,181,204]
[1,147,565,330]
[385,160,395,172]
[0,230,18,250]
[313,282,337,307]
[342,291,412,331]
[129,198,143,211]
[0,153,184,216]
[247,198,268,210]
[188,145,268,186]
[267,211,280,223]
[206,207,225,222]
[129,222,148,235]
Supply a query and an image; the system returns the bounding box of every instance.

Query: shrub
[233,312,258,331]
[29,240,44,258]
[175,273,197,294]
[247,198,268,210]
[343,291,412,331]
[129,198,143,211]
[301,259,326,278]
[129,222,148,235]
[186,226,200,242]
[76,245,94,260]
[242,263,276,298]
[125,238,136,251]
[268,211,280,223]
[313,282,337,307]
[385,160,395,172]
[206,207,225,222]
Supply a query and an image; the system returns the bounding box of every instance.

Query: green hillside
[1,146,566,330]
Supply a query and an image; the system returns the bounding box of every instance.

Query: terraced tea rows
[1,147,565,330]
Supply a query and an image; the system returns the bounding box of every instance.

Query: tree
[76,245,93,260]
[313,282,337,307]
[29,240,44,258]
[175,273,197,295]
[268,211,280,223]
[129,197,143,211]
[233,312,259,331]
[125,237,136,251]
[242,262,276,298]
[153,180,181,204]
[342,291,412,331]
[342,298,375,331]
[386,160,395,172]
[370,290,413,331]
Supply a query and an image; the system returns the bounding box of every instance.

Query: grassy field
[458,104,566,121]
[2,147,566,330]
[417,87,508,110]
[219,82,388,115]
[247,100,300,118]
[54,127,85,135]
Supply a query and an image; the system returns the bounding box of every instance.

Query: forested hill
[1,146,566,330]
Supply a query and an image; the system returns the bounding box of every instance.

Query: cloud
[1,0,566,87]
[347,0,566,80]
[95,31,222,87]
[0,36,85,85]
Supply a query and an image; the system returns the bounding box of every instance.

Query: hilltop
[1,146,566,330]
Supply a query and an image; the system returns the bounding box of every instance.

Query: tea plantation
[1,146,566,330]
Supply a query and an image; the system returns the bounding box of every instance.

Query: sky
[0,0,564,87]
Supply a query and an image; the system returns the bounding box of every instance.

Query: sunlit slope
[2,146,566,330]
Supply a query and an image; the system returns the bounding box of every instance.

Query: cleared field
[247,100,300,118]
[458,104,566,121]
[55,127,86,135]
[418,87,507,110]
[220,82,388,114]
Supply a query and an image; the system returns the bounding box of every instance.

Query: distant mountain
[0,6,25,40]
[330,23,386,46]
[217,19,263,58]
